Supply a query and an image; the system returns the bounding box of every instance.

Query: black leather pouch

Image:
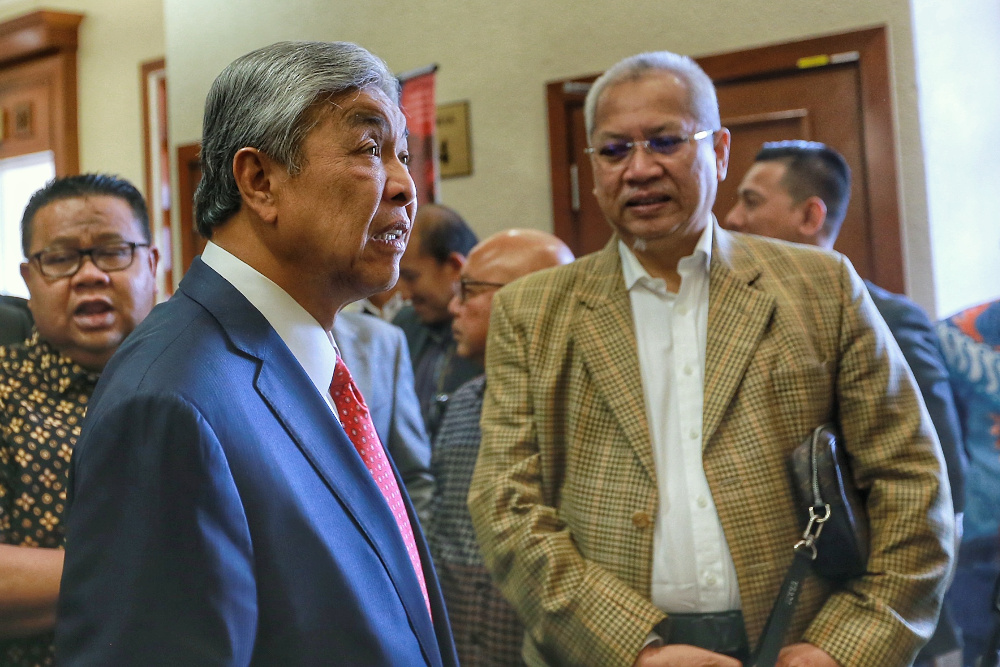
[788,424,870,581]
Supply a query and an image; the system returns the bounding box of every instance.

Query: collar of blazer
[569,227,777,470]
[177,259,442,663]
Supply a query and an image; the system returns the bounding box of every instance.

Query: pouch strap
[746,546,814,667]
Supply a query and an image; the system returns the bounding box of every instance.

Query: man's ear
[714,128,732,182]
[232,147,282,225]
[799,196,828,238]
[19,263,32,308]
[445,252,467,275]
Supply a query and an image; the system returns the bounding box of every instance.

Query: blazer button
[632,511,652,529]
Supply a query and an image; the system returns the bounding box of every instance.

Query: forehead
[742,161,790,195]
[30,196,140,249]
[325,86,407,137]
[592,70,695,135]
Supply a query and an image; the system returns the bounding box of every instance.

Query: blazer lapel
[573,242,657,483]
[702,228,776,448]
[179,260,442,664]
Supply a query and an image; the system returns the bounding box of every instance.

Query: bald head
[450,229,574,364]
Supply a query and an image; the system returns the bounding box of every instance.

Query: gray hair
[584,51,720,140]
[194,41,399,237]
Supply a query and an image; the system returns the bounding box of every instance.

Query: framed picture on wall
[436,101,472,178]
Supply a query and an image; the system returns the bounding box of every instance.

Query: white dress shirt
[619,222,742,614]
[201,242,340,416]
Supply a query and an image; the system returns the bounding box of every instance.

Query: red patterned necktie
[329,355,431,615]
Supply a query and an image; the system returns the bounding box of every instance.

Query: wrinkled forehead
[31,196,141,246]
[323,86,408,137]
[592,70,697,134]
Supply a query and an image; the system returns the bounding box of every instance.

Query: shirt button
[689,428,699,440]
[632,511,653,529]
[697,496,708,508]
[677,305,688,316]
[706,574,718,586]
[683,365,694,376]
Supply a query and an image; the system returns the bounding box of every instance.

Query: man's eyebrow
[347,111,390,132]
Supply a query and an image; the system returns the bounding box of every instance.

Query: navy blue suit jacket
[56,259,458,666]
[866,280,966,512]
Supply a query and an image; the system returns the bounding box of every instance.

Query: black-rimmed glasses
[458,278,506,304]
[30,242,150,278]
[585,129,717,165]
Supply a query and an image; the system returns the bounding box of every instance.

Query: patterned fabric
[329,355,430,613]
[468,228,954,667]
[937,300,1000,541]
[427,375,525,666]
[936,299,1000,665]
[0,331,99,667]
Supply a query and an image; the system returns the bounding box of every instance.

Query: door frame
[546,26,903,292]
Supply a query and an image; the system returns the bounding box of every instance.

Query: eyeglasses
[458,278,506,304]
[585,129,717,165]
[30,242,150,279]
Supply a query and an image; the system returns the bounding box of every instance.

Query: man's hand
[633,643,742,666]
[776,642,841,667]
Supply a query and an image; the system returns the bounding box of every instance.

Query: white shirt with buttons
[619,221,742,614]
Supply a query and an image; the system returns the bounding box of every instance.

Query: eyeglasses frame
[30,241,151,279]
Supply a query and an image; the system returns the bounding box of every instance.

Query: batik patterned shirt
[937,299,1000,541]
[0,332,99,667]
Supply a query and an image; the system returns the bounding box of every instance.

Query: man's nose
[71,254,112,286]
[723,203,744,230]
[622,144,663,182]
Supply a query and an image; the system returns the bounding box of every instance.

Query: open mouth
[72,300,115,328]
[626,193,672,208]
[74,301,113,316]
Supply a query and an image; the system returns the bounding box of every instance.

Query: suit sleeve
[801,259,955,667]
[56,393,257,666]
[469,294,664,667]
[872,291,967,513]
[387,326,435,524]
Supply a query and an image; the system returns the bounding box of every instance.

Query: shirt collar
[201,242,337,397]
[618,218,714,290]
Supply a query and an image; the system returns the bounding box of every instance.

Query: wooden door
[176,141,205,274]
[547,27,903,292]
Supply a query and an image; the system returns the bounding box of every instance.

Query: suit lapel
[573,243,657,482]
[179,260,442,664]
[702,228,776,448]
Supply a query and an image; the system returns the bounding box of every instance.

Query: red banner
[399,65,438,206]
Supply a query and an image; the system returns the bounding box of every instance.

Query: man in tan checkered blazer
[468,50,954,667]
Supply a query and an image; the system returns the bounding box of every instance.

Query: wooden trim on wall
[0,11,83,67]
[176,141,202,274]
[141,58,165,206]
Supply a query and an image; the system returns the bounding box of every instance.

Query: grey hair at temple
[583,51,720,140]
[194,40,399,237]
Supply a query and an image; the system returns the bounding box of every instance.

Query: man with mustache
[468,50,953,667]
[55,42,458,665]
[1,174,158,667]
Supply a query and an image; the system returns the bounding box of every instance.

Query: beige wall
[163,0,1000,316]
[0,0,165,192]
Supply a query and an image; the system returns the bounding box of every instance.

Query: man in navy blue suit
[725,140,965,667]
[56,41,458,666]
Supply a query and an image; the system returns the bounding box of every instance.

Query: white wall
[0,0,165,192]
[911,0,1000,317]
[163,0,996,317]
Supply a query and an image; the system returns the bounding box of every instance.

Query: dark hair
[21,173,150,256]
[195,41,399,238]
[415,204,478,263]
[755,141,852,242]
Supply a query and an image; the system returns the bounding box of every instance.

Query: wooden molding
[0,11,83,67]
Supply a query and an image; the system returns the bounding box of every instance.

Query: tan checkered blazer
[468,227,954,667]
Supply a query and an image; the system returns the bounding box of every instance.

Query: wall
[0,0,165,192]
[912,0,1000,317]
[163,0,988,316]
